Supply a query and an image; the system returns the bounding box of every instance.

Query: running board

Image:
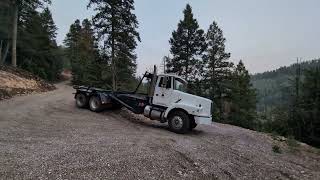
[109,94,140,114]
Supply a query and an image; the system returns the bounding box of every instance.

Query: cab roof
[158,73,188,83]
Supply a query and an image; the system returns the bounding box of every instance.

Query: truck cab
[144,73,213,133]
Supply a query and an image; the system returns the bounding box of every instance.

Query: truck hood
[175,91,212,117]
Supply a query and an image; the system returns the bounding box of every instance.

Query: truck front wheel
[89,96,104,112]
[168,110,190,134]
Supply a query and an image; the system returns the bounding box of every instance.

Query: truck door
[153,76,174,107]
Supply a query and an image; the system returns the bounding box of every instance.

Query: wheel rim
[90,97,98,110]
[171,116,183,129]
[76,94,85,106]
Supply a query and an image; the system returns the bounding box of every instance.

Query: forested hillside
[252,59,320,111]
[252,59,320,147]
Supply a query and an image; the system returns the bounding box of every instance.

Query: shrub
[272,145,282,153]
[286,136,299,148]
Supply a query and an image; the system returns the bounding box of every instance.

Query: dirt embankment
[0,65,55,100]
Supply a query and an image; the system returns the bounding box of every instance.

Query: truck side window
[174,78,187,92]
[158,77,171,88]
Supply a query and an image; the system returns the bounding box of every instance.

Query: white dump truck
[74,66,212,133]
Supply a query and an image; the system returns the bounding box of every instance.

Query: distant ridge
[252,58,320,81]
[251,58,320,111]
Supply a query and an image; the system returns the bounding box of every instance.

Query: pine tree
[300,67,320,146]
[229,60,257,130]
[287,61,303,139]
[0,0,12,64]
[203,21,233,120]
[64,19,82,84]
[39,7,61,80]
[166,4,206,81]
[40,7,57,44]
[79,19,101,86]
[1,1,62,80]
[261,61,320,147]
[17,7,62,81]
[88,0,140,91]
[10,0,51,67]
[64,20,81,60]
[64,19,100,85]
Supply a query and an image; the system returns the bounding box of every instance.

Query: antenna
[161,55,169,74]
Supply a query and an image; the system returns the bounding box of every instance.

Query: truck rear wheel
[76,93,88,108]
[89,96,104,112]
[168,110,190,134]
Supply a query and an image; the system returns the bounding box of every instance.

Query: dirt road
[0,82,319,179]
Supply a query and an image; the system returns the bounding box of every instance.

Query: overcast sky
[51,0,320,75]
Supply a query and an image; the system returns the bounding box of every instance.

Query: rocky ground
[0,81,319,180]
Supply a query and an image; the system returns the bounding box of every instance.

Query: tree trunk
[111,9,116,91]
[111,40,116,91]
[0,40,2,63]
[185,30,190,81]
[1,42,10,64]
[219,88,223,120]
[11,3,18,67]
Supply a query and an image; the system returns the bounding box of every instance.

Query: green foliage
[64,19,101,87]
[270,132,280,140]
[257,61,320,147]
[166,4,206,81]
[0,1,11,39]
[263,107,290,136]
[65,0,141,91]
[17,6,62,81]
[228,61,258,130]
[57,46,71,70]
[252,59,320,111]
[0,0,62,81]
[88,0,140,91]
[0,0,13,64]
[298,67,320,146]
[287,136,299,148]
[272,145,282,154]
[202,21,233,120]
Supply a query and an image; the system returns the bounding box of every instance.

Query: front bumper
[194,116,212,125]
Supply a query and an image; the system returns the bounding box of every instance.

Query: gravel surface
[0,82,319,180]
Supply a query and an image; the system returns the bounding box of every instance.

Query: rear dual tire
[75,93,104,112]
[75,93,88,108]
[89,96,104,112]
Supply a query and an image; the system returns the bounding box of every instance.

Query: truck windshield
[174,78,187,93]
